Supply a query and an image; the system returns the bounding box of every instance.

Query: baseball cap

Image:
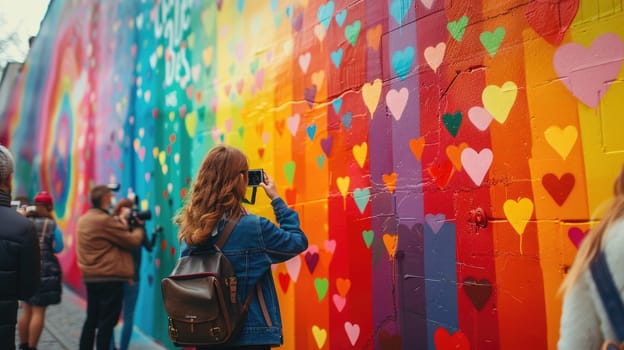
[34,191,54,206]
[0,145,14,182]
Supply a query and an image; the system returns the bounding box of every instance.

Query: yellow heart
[337,176,350,198]
[156,45,163,58]
[159,151,166,165]
[133,139,140,151]
[314,24,326,42]
[446,143,468,170]
[187,32,195,49]
[312,325,327,349]
[185,111,198,138]
[503,198,534,235]
[382,233,398,258]
[482,81,517,123]
[544,125,577,160]
[353,142,368,168]
[311,70,325,88]
[152,147,159,159]
[202,47,213,66]
[362,79,382,117]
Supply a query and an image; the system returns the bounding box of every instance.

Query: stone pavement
[16,285,168,350]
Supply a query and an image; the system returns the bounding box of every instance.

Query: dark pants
[79,281,124,350]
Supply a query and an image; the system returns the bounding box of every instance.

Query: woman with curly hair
[175,145,308,349]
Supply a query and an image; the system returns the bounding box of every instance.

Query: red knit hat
[34,191,53,206]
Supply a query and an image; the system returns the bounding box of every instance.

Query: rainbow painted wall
[1,0,623,349]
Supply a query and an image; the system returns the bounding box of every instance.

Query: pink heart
[553,33,624,108]
[138,147,146,161]
[332,294,346,312]
[285,254,301,282]
[324,240,336,254]
[461,148,493,186]
[468,106,493,131]
[568,227,588,248]
[425,213,446,234]
[386,88,409,120]
[287,114,300,136]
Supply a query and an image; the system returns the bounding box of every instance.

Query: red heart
[285,188,297,206]
[434,328,470,350]
[462,277,492,311]
[427,160,454,189]
[542,173,575,206]
[278,273,290,293]
[258,148,265,159]
[525,0,579,46]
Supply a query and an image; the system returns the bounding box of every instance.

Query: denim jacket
[180,197,308,346]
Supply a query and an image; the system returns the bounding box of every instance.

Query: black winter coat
[0,190,40,349]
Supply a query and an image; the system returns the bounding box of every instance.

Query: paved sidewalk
[16,285,167,349]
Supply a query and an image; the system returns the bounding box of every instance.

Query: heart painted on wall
[278,273,290,293]
[362,79,382,116]
[314,278,329,301]
[320,136,333,156]
[542,173,575,206]
[285,254,301,282]
[333,294,346,312]
[362,230,374,248]
[383,172,397,193]
[568,227,588,248]
[425,213,446,234]
[434,328,470,350]
[428,159,454,189]
[443,111,462,137]
[482,81,517,123]
[544,125,578,160]
[480,27,505,57]
[353,188,371,213]
[462,277,492,310]
[503,197,534,235]
[305,251,320,274]
[553,33,624,108]
[424,42,446,72]
[386,88,409,120]
[312,325,327,348]
[467,106,493,131]
[446,143,468,170]
[344,322,360,346]
[391,46,415,80]
[525,0,578,46]
[461,148,493,186]
[409,137,425,160]
[447,15,468,42]
[345,20,361,46]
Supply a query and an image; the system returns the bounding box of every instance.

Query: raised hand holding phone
[259,172,279,200]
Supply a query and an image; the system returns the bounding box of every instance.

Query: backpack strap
[213,214,272,327]
[40,218,49,245]
[590,251,624,342]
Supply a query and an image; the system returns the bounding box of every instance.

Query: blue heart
[274,13,282,28]
[335,9,347,27]
[237,0,245,13]
[316,155,326,169]
[353,188,370,214]
[307,123,317,141]
[332,98,343,114]
[331,48,343,68]
[270,0,278,12]
[285,4,293,18]
[391,46,415,81]
[341,112,352,130]
[389,0,411,25]
[317,1,335,30]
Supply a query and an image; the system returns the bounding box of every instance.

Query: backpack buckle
[211,326,222,340]
[168,317,179,339]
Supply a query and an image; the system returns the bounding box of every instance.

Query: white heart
[423,42,446,72]
[386,88,409,120]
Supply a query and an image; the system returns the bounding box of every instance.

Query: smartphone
[248,169,264,187]
[10,201,20,210]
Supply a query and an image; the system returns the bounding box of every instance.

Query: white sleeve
[558,273,603,350]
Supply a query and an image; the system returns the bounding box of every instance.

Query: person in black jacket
[0,145,40,350]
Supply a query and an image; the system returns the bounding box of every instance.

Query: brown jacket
[76,208,143,282]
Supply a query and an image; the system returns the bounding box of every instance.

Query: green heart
[447,15,468,42]
[345,20,361,46]
[249,58,259,74]
[353,188,370,214]
[480,27,505,57]
[443,112,462,137]
[314,278,329,301]
[284,161,296,185]
[238,126,244,138]
[316,155,325,169]
[229,63,236,75]
[362,230,374,248]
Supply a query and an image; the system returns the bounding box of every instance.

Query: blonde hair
[175,145,248,244]
[560,165,624,294]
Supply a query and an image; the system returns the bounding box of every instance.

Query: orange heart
[382,233,398,259]
[336,277,351,297]
[366,24,382,51]
[382,172,397,193]
[275,119,285,136]
[409,137,425,160]
[446,143,468,170]
[256,123,263,136]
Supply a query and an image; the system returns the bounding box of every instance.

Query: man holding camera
[0,145,40,350]
[75,184,144,350]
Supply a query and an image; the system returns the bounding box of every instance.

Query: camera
[248,169,264,187]
[126,192,152,228]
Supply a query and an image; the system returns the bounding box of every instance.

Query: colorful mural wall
[1,0,623,348]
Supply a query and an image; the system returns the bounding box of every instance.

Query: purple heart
[305,251,319,274]
[568,227,588,248]
[320,136,333,156]
[292,12,303,32]
[304,85,317,107]
[425,213,445,234]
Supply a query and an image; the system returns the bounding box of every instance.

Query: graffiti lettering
[154,0,192,88]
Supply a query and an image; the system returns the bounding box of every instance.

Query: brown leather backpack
[161,217,251,346]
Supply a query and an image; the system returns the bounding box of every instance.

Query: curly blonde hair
[176,145,248,244]
[560,165,624,294]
